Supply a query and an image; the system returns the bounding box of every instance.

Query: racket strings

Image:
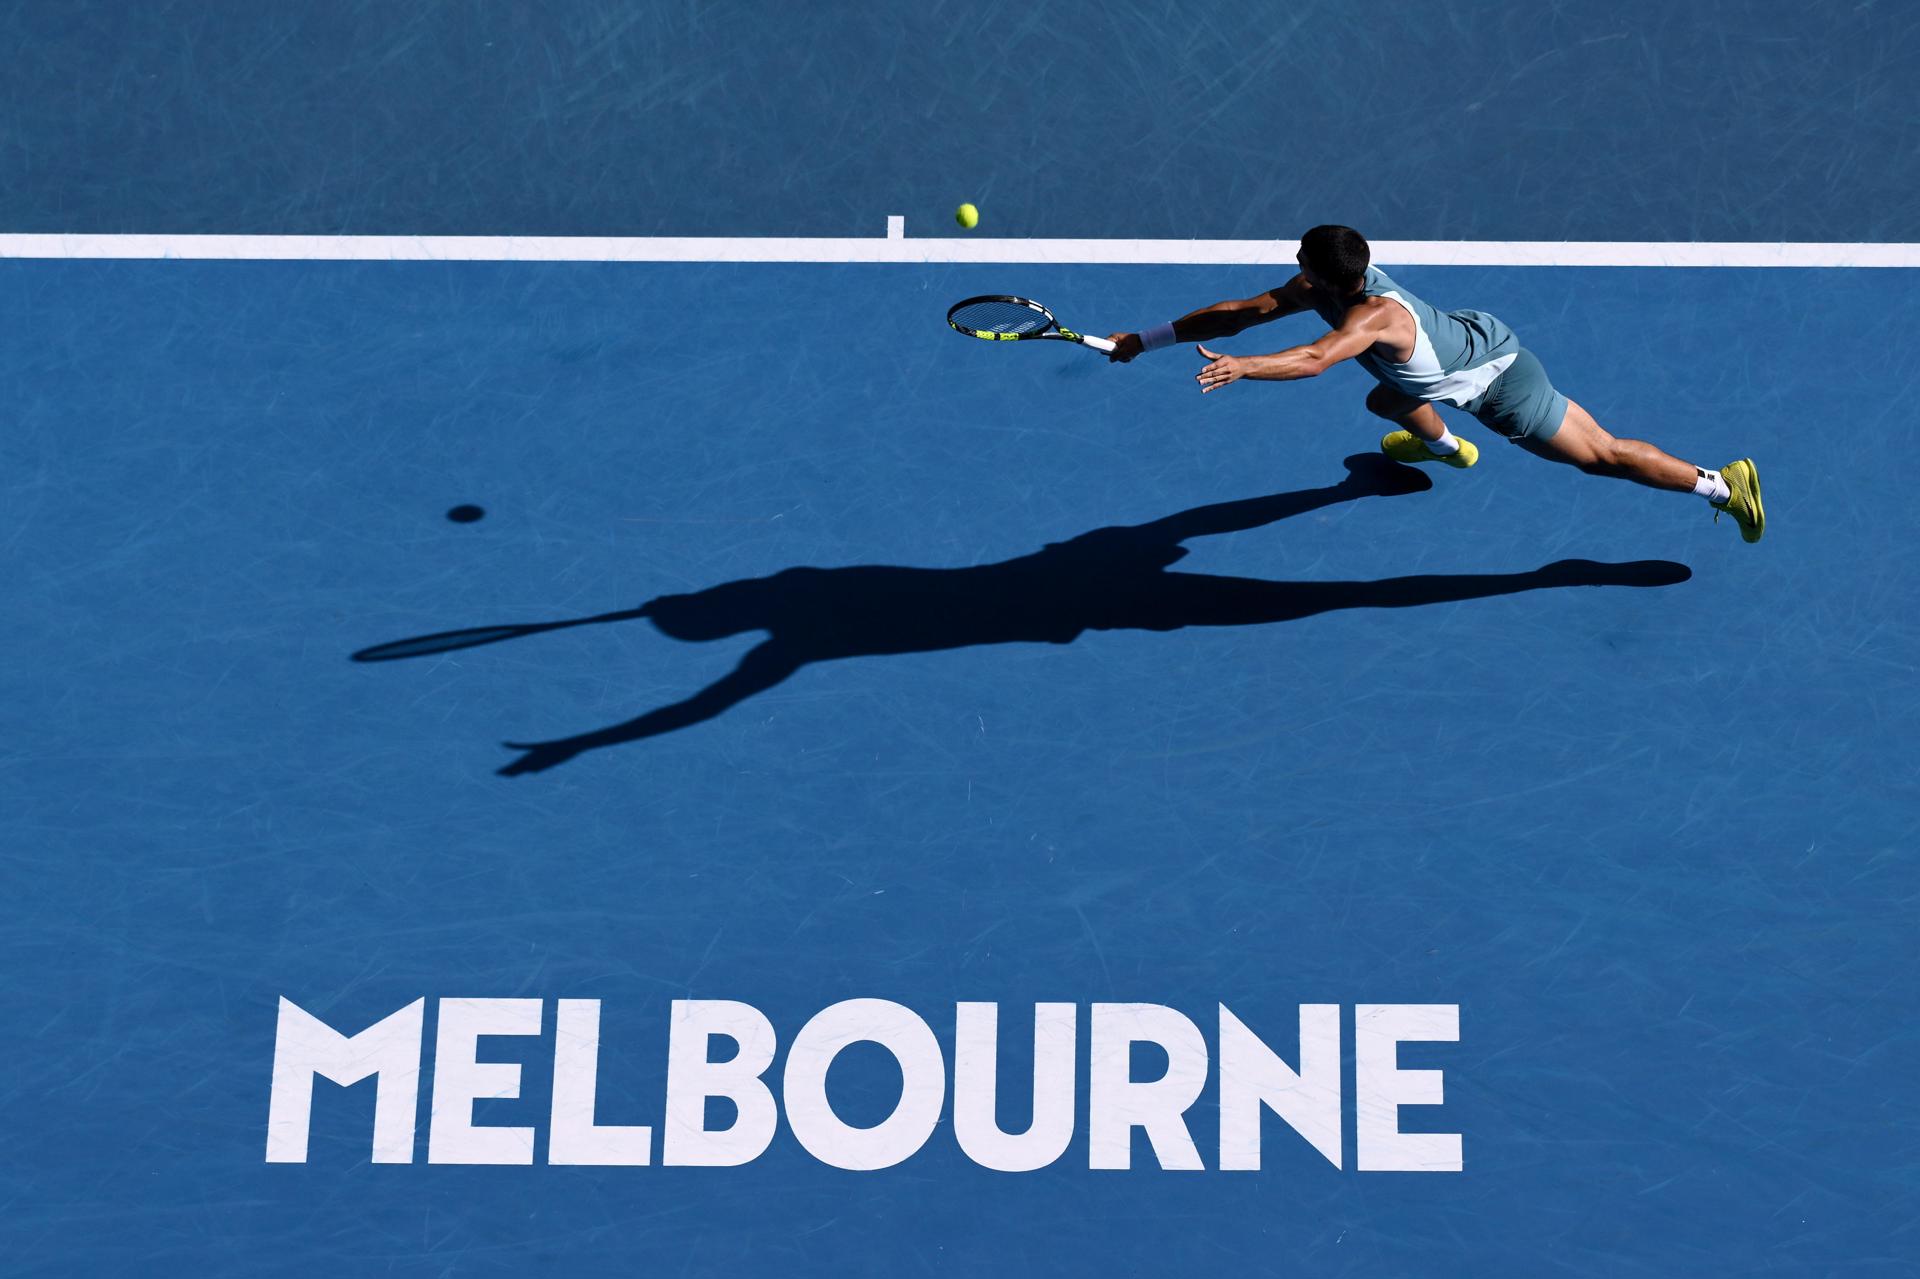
[950,298,1052,336]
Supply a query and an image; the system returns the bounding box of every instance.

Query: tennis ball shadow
[355,454,1692,775]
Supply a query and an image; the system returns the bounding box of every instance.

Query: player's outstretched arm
[1107,274,1311,363]
[1194,298,1395,392]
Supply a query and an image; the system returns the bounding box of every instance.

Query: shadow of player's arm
[498,639,800,775]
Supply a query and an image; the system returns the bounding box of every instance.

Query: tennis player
[1106,225,1763,542]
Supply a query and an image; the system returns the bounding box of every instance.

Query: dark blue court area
[4,3,1919,1277]
[6,0,1919,241]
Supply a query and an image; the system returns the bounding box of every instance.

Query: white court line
[0,232,1916,267]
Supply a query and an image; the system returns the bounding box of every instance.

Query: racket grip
[1080,334,1117,353]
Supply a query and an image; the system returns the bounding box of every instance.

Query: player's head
[1297,225,1370,295]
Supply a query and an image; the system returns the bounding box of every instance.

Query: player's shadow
[353,455,1690,775]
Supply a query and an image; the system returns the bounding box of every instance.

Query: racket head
[947,295,1059,341]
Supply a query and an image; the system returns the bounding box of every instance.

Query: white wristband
[1139,321,1178,352]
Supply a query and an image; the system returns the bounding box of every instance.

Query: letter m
[265,997,425,1164]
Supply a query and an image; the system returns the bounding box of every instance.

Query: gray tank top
[1307,267,1519,405]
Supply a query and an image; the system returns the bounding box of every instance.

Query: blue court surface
[4,6,1919,1278]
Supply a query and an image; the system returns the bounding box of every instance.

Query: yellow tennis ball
[955,203,979,230]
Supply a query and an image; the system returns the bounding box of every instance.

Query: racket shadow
[352,610,648,662]
[353,454,1691,775]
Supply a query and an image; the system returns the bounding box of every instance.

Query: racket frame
[947,294,1117,353]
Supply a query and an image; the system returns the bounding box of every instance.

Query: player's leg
[1482,350,1764,542]
[1365,384,1478,469]
[1517,400,1696,490]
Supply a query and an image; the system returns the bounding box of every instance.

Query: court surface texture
[3,4,1916,1277]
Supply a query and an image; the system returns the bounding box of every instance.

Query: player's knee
[1364,387,1407,420]
[1575,436,1627,475]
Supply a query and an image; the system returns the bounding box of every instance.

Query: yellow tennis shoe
[1381,429,1478,469]
[1714,458,1764,542]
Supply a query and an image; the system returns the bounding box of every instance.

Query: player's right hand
[1106,333,1143,363]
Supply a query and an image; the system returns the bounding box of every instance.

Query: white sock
[1693,467,1730,505]
[1424,428,1461,456]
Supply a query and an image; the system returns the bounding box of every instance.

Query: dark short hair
[1299,225,1370,291]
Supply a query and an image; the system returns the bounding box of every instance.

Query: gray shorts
[1463,348,1568,443]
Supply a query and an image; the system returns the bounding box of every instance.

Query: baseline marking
[0,234,1915,267]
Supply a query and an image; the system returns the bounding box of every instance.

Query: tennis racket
[947,295,1117,353]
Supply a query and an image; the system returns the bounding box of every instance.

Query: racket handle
[1079,334,1117,353]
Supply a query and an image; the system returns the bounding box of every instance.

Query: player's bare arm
[1194,295,1408,393]
[1105,275,1313,363]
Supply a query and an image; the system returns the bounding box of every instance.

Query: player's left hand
[1195,345,1244,393]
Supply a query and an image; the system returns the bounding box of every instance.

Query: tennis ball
[955,203,979,230]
